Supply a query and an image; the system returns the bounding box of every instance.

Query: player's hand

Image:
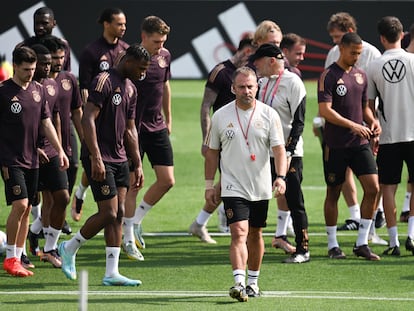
[273,178,286,197]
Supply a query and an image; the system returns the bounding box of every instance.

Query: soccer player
[318,32,381,261]
[71,7,129,222]
[366,16,414,256]
[280,33,306,78]
[323,12,384,235]
[189,34,256,243]
[123,16,173,258]
[18,6,71,72]
[58,43,151,286]
[25,43,71,268]
[0,46,68,277]
[251,43,309,263]
[205,66,287,301]
[253,20,283,47]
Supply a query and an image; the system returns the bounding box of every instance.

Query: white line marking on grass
[1,290,414,301]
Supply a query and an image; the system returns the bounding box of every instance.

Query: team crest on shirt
[112,93,122,106]
[61,79,71,91]
[101,185,110,196]
[354,73,364,85]
[12,185,21,196]
[32,90,41,102]
[225,129,235,140]
[328,173,336,183]
[99,60,110,71]
[254,119,264,129]
[157,55,167,68]
[226,208,234,219]
[46,85,56,97]
[382,59,406,83]
[10,101,22,114]
[336,84,347,96]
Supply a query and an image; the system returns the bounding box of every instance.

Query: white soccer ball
[0,230,7,255]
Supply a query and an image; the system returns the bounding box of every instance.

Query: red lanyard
[261,70,284,107]
[235,103,257,161]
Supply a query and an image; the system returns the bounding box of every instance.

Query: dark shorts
[139,128,174,167]
[82,159,129,202]
[377,141,414,185]
[38,156,69,192]
[323,143,377,186]
[222,197,268,228]
[1,166,39,205]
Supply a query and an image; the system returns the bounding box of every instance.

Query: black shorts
[222,197,268,228]
[1,166,39,205]
[139,128,174,167]
[82,159,129,202]
[323,143,377,186]
[377,141,414,185]
[38,156,69,192]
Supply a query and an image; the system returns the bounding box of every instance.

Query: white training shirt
[325,40,381,71]
[366,48,414,144]
[207,100,285,201]
[258,69,306,157]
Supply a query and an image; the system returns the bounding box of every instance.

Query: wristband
[277,175,287,181]
[205,179,215,190]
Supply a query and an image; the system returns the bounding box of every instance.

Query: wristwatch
[286,151,292,158]
[277,175,287,181]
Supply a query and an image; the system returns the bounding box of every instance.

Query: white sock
[6,244,16,259]
[31,203,42,220]
[247,270,260,287]
[16,247,23,259]
[387,226,400,248]
[408,216,414,239]
[196,210,212,226]
[65,231,87,254]
[376,196,384,212]
[275,209,290,237]
[133,200,153,224]
[348,204,361,222]
[44,226,61,252]
[30,217,43,235]
[369,218,376,236]
[22,242,27,256]
[233,269,246,286]
[402,192,411,213]
[356,218,372,246]
[75,183,89,200]
[105,247,120,277]
[326,226,338,250]
[123,217,135,244]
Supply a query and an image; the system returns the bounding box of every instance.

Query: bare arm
[319,101,373,139]
[271,144,287,197]
[71,107,84,142]
[41,118,69,170]
[204,148,220,206]
[162,80,172,134]
[124,119,144,190]
[81,101,105,181]
[200,87,218,156]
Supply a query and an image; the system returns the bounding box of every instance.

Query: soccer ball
[0,230,7,255]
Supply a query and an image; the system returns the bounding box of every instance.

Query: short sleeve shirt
[318,62,368,148]
[205,59,236,112]
[207,100,285,201]
[0,79,51,168]
[40,78,60,158]
[54,71,82,156]
[78,37,129,90]
[367,48,414,144]
[134,48,171,133]
[80,69,137,163]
